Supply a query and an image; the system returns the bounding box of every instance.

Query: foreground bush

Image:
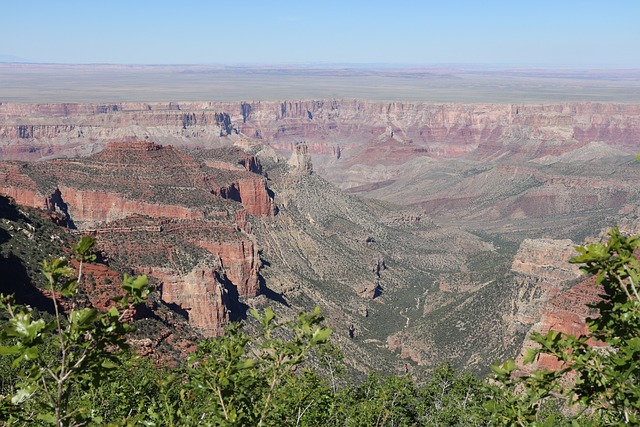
[486,227,640,426]
[2,228,639,426]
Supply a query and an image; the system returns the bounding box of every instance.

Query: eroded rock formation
[2,101,639,162]
[154,265,229,336]
[0,141,275,335]
[511,239,583,283]
[2,99,638,372]
[287,143,313,175]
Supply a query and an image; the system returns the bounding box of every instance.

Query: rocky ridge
[0,141,274,334]
[2,99,638,372]
[2,99,638,235]
[1,101,639,162]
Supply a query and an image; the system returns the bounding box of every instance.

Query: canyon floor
[1,65,639,374]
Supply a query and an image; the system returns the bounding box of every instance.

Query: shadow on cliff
[0,195,23,223]
[258,263,289,308]
[215,270,289,322]
[0,253,55,313]
[48,189,76,229]
[211,271,250,322]
[267,188,279,215]
[0,227,9,245]
[163,302,190,321]
[0,196,55,312]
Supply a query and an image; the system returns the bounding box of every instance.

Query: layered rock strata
[0,141,275,334]
[1,101,639,162]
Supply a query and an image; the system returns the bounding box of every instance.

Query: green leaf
[41,257,74,287]
[522,347,539,365]
[11,384,36,405]
[311,327,332,344]
[70,308,98,327]
[23,345,38,360]
[264,307,276,326]
[101,359,119,369]
[491,359,516,377]
[0,344,22,355]
[10,312,46,340]
[121,274,150,302]
[108,305,119,318]
[72,235,97,259]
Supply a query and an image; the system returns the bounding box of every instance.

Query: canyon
[2,99,638,236]
[0,140,273,336]
[1,98,639,373]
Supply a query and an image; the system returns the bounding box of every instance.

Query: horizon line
[2,61,640,71]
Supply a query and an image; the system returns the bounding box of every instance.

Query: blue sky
[1,0,638,66]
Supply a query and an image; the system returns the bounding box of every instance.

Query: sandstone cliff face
[59,186,205,226]
[506,238,609,372]
[516,278,603,372]
[216,178,276,217]
[1,101,639,162]
[511,239,583,283]
[288,143,313,175]
[195,238,260,298]
[155,265,229,336]
[94,215,262,332]
[0,141,275,334]
[509,238,584,327]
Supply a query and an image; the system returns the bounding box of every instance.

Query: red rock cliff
[1,101,639,162]
[0,140,274,335]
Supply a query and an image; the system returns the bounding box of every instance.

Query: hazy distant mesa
[2,63,640,103]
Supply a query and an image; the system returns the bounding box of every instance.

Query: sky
[1,0,639,67]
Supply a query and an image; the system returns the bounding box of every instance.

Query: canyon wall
[511,239,583,283]
[0,141,275,335]
[1,101,639,162]
[2,100,638,370]
[3,101,637,227]
[508,238,610,372]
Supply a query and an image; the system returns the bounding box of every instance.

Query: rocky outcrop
[287,143,313,175]
[508,238,584,327]
[511,239,583,283]
[2,101,639,162]
[155,265,229,336]
[507,238,609,372]
[93,215,262,334]
[195,238,261,298]
[216,178,276,216]
[0,140,275,335]
[516,278,603,372]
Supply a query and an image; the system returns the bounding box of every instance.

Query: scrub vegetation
[1,227,638,426]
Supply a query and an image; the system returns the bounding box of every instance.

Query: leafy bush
[486,227,640,426]
[0,236,150,426]
[2,228,638,426]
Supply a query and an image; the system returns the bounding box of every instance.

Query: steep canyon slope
[2,100,638,234]
[1,99,639,372]
[0,139,524,371]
